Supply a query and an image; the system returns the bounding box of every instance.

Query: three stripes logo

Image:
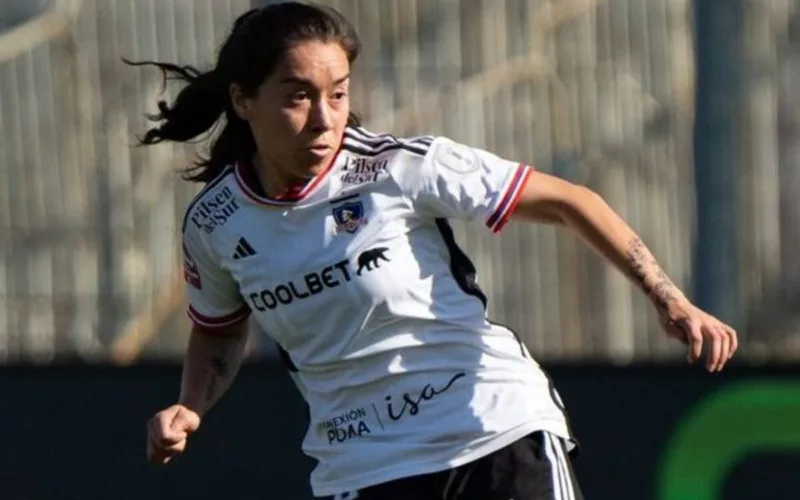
[232,237,257,260]
[341,127,433,158]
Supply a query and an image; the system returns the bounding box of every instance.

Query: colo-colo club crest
[332,201,369,234]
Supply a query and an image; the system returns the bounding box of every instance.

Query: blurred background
[1,1,799,499]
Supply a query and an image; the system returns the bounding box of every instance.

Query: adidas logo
[232,237,257,260]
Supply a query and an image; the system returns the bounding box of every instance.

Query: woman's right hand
[146,404,201,464]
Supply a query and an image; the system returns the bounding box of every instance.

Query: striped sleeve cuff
[485,164,534,233]
[188,304,250,328]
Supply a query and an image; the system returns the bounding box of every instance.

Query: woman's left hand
[658,298,738,372]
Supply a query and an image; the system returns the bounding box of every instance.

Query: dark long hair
[125,2,361,183]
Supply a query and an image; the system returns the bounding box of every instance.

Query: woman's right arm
[179,320,250,417]
[149,204,253,463]
[147,320,249,464]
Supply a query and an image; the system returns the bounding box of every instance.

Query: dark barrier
[1,362,799,499]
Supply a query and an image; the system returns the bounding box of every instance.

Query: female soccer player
[136,3,737,499]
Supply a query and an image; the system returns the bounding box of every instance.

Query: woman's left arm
[511,170,738,372]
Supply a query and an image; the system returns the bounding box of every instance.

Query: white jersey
[181,127,575,497]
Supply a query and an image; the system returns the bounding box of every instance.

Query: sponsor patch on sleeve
[182,243,202,289]
[432,142,479,175]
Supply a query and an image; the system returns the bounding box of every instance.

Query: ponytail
[123,58,255,184]
[127,2,362,185]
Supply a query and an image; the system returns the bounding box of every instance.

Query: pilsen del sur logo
[339,156,389,186]
[189,185,240,234]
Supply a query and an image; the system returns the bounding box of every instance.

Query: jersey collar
[234,148,341,206]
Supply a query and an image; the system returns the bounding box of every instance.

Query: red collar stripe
[234,148,341,206]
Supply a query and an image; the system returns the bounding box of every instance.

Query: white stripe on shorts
[544,433,575,500]
[552,435,577,500]
[333,492,359,500]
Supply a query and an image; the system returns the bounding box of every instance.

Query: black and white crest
[332,200,368,234]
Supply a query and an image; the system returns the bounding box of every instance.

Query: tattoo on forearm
[627,238,678,311]
[204,352,231,403]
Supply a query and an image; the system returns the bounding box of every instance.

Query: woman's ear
[229,83,251,120]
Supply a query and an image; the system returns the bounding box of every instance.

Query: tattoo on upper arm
[627,237,677,311]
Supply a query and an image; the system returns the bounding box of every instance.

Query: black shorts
[331,431,583,500]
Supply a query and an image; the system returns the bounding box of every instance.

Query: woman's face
[231,40,351,182]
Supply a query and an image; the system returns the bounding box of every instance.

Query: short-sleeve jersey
[180,127,574,497]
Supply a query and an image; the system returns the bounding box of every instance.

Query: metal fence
[1,0,799,363]
[0,0,252,363]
